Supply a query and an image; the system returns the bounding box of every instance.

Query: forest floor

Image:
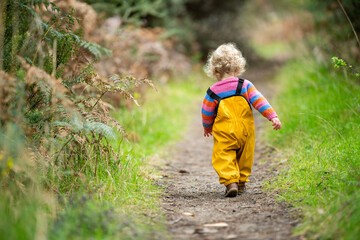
[158,62,301,240]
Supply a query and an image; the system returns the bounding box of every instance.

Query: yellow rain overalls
[207,79,255,186]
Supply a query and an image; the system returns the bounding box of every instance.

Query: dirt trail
[159,62,300,240]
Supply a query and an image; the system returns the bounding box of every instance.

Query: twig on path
[162,207,175,212]
[239,206,253,209]
[215,208,227,214]
[169,217,183,225]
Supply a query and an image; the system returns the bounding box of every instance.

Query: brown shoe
[225,183,238,197]
[238,182,246,194]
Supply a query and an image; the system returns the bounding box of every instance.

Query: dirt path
[159,63,300,240]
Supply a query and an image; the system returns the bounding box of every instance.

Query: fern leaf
[79,40,112,59]
[84,121,117,140]
[53,121,71,128]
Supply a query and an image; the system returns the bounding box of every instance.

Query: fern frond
[27,0,60,12]
[17,1,111,60]
[79,41,112,59]
[84,121,117,140]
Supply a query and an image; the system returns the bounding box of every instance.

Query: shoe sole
[225,188,238,197]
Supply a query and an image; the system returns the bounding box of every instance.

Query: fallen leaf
[225,234,238,239]
[203,222,229,228]
[181,212,195,217]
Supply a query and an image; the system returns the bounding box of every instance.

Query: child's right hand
[271,117,282,130]
[204,132,212,137]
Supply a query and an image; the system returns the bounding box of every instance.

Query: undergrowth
[113,72,206,157]
[0,1,206,239]
[264,59,360,239]
[69,72,207,239]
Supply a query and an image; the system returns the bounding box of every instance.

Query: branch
[336,0,360,50]
[92,91,107,108]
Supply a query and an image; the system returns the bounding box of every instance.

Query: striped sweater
[202,77,278,133]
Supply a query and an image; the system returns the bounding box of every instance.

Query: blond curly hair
[204,43,246,80]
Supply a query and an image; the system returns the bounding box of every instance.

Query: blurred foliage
[82,0,360,61]
[184,0,249,58]
[83,0,166,23]
[304,0,360,61]
[49,194,166,239]
[239,0,359,66]
[82,0,195,52]
[83,0,254,59]
[0,0,156,239]
[1,0,110,75]
[0,0,151,187]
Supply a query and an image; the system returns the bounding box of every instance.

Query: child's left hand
[271,117,282,130]
[204,132,212,137]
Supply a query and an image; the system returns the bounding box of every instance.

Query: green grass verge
[264,59,360,239]
[113,71,207,157]
[0,71,209,240]
[49,71,209,239]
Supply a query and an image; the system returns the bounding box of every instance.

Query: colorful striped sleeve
[201,93,218,133]
[241,80,278,120]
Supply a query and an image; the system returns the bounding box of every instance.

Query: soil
[159,62,301,240]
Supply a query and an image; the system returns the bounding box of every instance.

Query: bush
[0,1,154,239]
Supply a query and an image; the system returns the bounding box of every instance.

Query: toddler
[201,43,281,197]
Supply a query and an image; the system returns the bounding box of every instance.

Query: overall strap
[235,78,244,95]
[236,78,252,110]
[206,88,221,117]
[207,88,221,102]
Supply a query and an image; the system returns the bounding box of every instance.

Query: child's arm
[201,93,218,137]
[242,80,281,130]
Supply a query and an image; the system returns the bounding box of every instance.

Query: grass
[53,72,208,239]
[106,70,208,211]
[113,71,208,157]
[0,71,210,239]
[264,59,360,239]
[53,71,208,239]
